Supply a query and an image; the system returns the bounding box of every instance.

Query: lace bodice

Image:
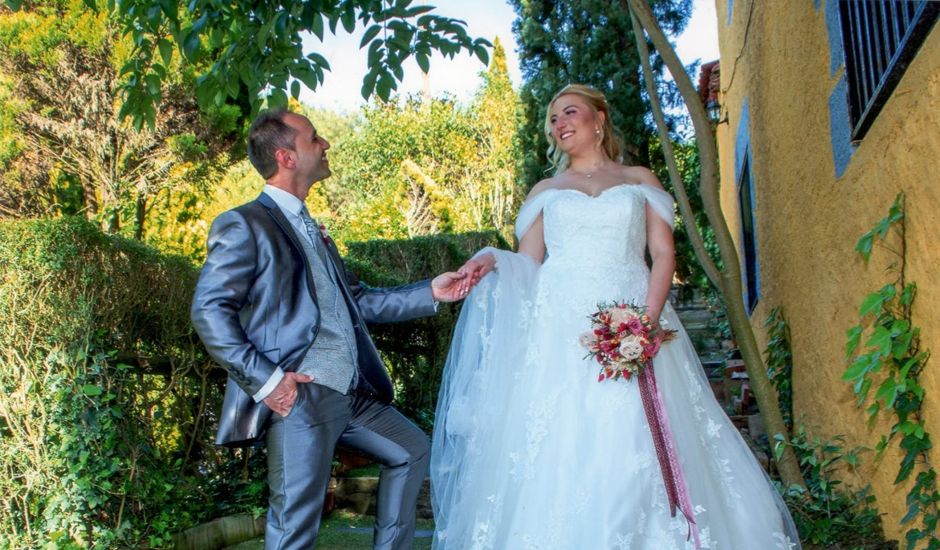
[515,183,676,306]
[541,185,653,271]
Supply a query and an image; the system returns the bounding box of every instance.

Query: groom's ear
[274,148,295,170]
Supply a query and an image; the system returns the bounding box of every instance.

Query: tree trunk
[134,193,147,241]
[172,514,265,550]
[624,0,806,489]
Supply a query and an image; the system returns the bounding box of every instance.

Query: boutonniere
[319,223,330,243]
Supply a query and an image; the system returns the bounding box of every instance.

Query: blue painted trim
[825,0,845,77]
[739,156,762,314]
[727,0,734,26]
[734,98,751,182]
[733,99,761,313]
[828,75,857,178]
[815,0,822,11]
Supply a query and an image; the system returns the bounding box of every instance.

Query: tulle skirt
[431,249,800,550]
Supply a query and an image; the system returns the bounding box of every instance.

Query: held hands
[457,253,496,286]
[430,252,497,302]
[263,372,314,416]
[431,271,475,302]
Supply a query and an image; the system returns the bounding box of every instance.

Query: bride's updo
[544,84,624,176]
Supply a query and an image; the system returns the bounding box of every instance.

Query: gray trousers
[264,383,430,550]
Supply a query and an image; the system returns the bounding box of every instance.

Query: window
[738,155,760,313]
[838,0,939,140]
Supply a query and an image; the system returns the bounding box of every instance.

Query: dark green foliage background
[0,217,502,546]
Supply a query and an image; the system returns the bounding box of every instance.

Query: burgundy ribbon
[638,365,701,549]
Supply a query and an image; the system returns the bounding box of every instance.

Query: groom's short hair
[248,108,297,179]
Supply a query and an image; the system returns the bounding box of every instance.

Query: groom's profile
[191,108,470,549]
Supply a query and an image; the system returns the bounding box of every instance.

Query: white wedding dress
[431,183,800,549]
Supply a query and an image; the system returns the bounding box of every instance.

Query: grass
[225,511,434,550]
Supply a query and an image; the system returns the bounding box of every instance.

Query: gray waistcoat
[294,219,359,394]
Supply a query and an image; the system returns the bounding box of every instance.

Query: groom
[191,108,471,550]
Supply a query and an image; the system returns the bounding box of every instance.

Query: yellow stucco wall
[714,0,940,540]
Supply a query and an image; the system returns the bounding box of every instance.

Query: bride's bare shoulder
[526,176,564,201]
[619,165,664,190]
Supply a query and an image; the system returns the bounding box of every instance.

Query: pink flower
[644,338,662,358]
[319,223,330,242]
[625,317,645,336]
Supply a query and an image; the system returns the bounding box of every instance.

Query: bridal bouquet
[579,302,676,382]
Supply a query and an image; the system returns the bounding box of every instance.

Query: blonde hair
[543,84,623,175]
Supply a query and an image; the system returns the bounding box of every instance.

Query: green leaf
[341,9,355,33]
[414,51,429,73]
[295,67,319,91]
[859,291,886,318]
[375,71,394,101]
[158,38,173,66]
[82,384,103,396]
[865,325,892,355]
[900,283,916,306]
[367,39,384,68]
[182,29,201,62]
[290,80,301,99]
[857,377,873,404]
[307,52,330,71]
[390,61,404,81]
[855,232,874,260]
[407,5,434,17]
[874,376,897,406]
[361,24,382,48]
[846,325,863,359]
[267,87,288,108]
[311,12,324,40]
[474,43,490,66]
[843,353,873,381]
[360,69,378,99]
[145,74,162,95]
[892,330,914,360]
[259,17,276,49]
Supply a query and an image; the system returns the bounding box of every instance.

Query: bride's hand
[459,253,496,285]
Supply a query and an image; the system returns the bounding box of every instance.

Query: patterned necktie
[299,207,333,274]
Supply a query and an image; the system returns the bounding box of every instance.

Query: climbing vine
[765,306,793,430]
[766,308,885,546]
[842,192,938,549]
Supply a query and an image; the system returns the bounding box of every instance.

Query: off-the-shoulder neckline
[527,182,656,203]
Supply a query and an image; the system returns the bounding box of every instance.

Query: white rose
[578,331,596,349]
[618,335,645,361]
[608,306,638,326]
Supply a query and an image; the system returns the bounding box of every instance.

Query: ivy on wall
[843,193,938,550]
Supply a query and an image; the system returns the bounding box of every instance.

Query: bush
[0,217,506,546]
[0,217,240,548]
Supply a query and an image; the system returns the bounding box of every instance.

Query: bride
[430,84,800,549]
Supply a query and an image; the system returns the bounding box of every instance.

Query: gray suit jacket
[191,193,437,447]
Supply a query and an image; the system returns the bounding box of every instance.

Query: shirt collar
[263,184,306,218]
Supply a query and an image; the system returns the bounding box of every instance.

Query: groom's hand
[431,271,474,302]
[264,372,314,416]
